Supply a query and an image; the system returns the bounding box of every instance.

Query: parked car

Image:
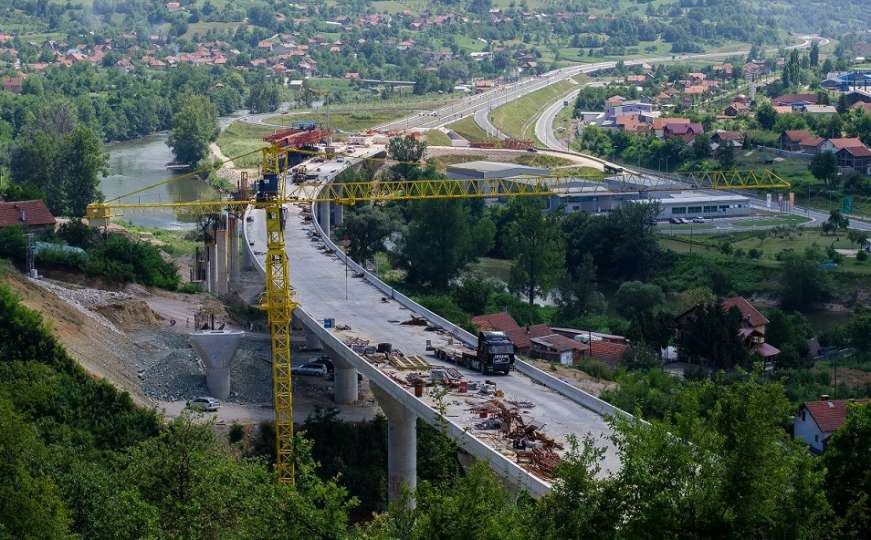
[669,217,682,224]
[292,362,328,377]
[186,396,221,412]
[336,157,344,162]
[692,216,706,223]
[527,147,538,153]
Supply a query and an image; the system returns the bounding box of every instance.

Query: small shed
[530,333,588,366]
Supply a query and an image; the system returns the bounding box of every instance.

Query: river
[100,114,241,229]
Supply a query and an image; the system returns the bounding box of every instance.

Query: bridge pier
[371,383,417,507]
[228,214,241,286]
[317,201,331,236]
[331,353,359,404]
[214,225,229,296]
[332,203,344,228]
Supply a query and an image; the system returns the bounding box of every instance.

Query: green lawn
[490,79,576,141]
[512,154,573,168]
[426,153,488,172]
[264,110,405,133]
[467,257,512,284]
[663,229,871,276]
[446,116,495,143]
[215,122,274,168]
[425,130,451,147]
[734,215,812,227]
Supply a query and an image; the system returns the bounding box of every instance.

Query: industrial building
[642,193,752,219]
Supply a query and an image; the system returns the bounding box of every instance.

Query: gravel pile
[133,329,273,403]
[29,278,127,334]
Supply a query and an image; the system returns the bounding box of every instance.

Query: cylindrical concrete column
[215,227,228,296]
[372,383,417,506]
[317,201,331,235]
[304,327,321,349]
[190,330,244,400]
[329,353,358,404]
[333,203,344,227]
[206,242,217,294]
[229,216,240,285]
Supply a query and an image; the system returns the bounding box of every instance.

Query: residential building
[675,296,780,364]
[819,137,866,153]
[779,129,824,152]
[835,145,871,176]
[712,131,744,147]
[800,104,838,115]
[663,122,703,143]
[795,399,868,452]
[529,334,588,366]
[652,117,690,138]
[844,90,871,108]
[724,101,750,116]
[773,93,819,109]
[2,76,22,93]
[0,200,56,230]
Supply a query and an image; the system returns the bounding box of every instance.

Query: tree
[556,252,598,321]
[61,125,107,216]
[246,82,281,113]
[717,141,735,170]
[387,135,427,179]
[825,208,850,234]
[809,40,819,67]
[755,101,777,130]
[809,150,839,187]
[692,133,711,159]
[506,198,564,305]
[676,301,749,370]
[780,255,829,311]
[613,281,664,319]
[399,200,476,289]
[848,229,869,251]
[821,403,871,538]
[336,204,394,263]
[168,95,218,166]
[765,308,812,368]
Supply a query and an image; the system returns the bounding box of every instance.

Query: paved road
[535,87,581,151]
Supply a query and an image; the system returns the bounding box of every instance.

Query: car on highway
[692,216,706,223]
[292,362,328,377]
[186,396,221,412]
[669,217,681,224]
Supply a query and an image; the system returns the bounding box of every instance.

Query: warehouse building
[446,160,549,180]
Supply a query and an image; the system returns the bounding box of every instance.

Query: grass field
[734,215,813,227]
[490,79,576,141]
[467,257,512,284]
[512,154,573,168]
[265,110,404,132]
[662,229,871,276]
[215,122,273,168]
[425,130,451,146]
[446,116,494,143]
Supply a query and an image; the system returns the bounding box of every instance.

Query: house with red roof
[530,334,589,365]
[0,200,56,230]
[663,122,703,143]
[779,129,824,153]
[652,117,690,138]
[794,399,868,452]
[835,145,871,176]
[675,296,780,364]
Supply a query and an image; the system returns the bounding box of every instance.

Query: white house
[794,398,868,452]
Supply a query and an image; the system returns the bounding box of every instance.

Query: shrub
[228,422,245,444]
[858,250,868,262]
[576,358,615,380]
[35,248,88,271]
[0,225,27,263]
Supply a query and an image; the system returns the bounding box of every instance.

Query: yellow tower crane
[87,143,792,486]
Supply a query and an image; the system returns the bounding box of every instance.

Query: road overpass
[242,147,630,504]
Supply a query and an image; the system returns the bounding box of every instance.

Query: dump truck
[429,331,515,375]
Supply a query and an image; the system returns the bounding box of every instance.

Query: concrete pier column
[206,241,217,294]
[332,203,344,228]
[229,215,241,285]
[214,226,228,296]
[190,330,244,400]
[371,384,417,506]
[317,201,331,235]
[329,352,358,404]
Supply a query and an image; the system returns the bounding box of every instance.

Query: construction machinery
[87,132,793,486]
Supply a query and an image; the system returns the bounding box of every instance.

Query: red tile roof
[721,296,769,328]
[652,117,690,130]
[840,145,871,157]
[471,312,530,350]
[802,399,869,433]
[827,137,865,150]
[530,333,587,353]
[852,102,871,113]
[589,340,627,368]
[774,93,818,106]
[0,200,55,228]
[526,324,553,339]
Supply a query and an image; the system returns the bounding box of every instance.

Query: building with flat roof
[641,193,751,219]
[446,160,549,179]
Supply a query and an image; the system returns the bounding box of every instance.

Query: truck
[430,331,515,375]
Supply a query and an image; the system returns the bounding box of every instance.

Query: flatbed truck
[429,331,515,375]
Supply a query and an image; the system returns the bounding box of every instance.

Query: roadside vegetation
[491,79,577,140]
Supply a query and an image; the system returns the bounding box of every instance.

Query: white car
[292,362,328,377]
[186,396,221,412]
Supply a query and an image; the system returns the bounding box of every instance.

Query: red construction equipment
[264,127,332,149]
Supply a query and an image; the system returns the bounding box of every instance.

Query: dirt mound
[4,273,148,404]
[95,299,163,331]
